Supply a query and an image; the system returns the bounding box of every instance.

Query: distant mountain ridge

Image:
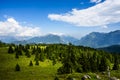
[27,34,64,44]
[74,30,120,48]
[1,30,120,48]
[98,45,120,53]
[0,36,17,43]
[0,34,78,44]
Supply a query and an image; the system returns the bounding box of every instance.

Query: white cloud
[0,17,41,36]
[48,0,120,27]
[90,0,102,3]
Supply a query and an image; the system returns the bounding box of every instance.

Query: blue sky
[0,0,120,38]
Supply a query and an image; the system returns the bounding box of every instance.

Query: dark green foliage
[39,52,45,62]
[67,76,74,80]
[75,64,83,73]
[29,60,33,66]
[15,46,22,55]
[15,52,19,59]
[99,56,109,72]
[0,41,6,47]
[54,76,59,80]
[113,55,119,70]
[25,49,31,58]
[35,60,39,65]
[25,44,30,49]
[34,51,39,61]
[32,47,36,55]
[15,63,20,71]
[52,57,56,66]
[58,44,75,74]
[12,44,119,74]
[8,45,14,53]
[57,66,64,74]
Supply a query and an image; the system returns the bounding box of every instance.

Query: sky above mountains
[0,0,120,38]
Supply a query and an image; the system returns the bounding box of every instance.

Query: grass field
[0,47,120,80]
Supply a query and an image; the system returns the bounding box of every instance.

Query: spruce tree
[15,52,19,59]
[54,76,59,80]
[32,47,36,55]
[25,49,31,58]
[52,57,56,66]
[29,60,33,66]
[35,60,39,65]
[15,63,20,71]
[113,55,119,70]
[39,52,45,62]
[8,45,14,53]
[99,56,109,72]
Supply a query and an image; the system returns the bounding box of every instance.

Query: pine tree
[29,60,33,66]
[15,63,20,71]
[32,47,36,55]
[113,55,119,70]
[54,76,59,80]
[57,44,74,74]
[35,60,39,65]
[25,49,31,58]
[99,56,110,72]
[15,52,19,59]
[52,57,56,66]
[8,45,14,53]
[39,52,45,62]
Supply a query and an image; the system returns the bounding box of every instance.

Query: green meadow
[0,46,120,80]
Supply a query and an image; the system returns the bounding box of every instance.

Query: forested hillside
[0,42,119,80]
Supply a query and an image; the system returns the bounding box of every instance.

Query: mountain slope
[61,35,78,44]
[98,45,120,53]
[74,30,120,48]
[27,34,64,44]
[0,36,17,43]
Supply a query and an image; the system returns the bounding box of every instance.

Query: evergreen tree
[89,56,98,72]
[32,47,36,55]
[54,76,59,80]
[99,56,110,72]
[15,63,20,71]
[35,60,39,65]
[34,51,39,61]
[113,55,119,70]
[52,57,56,65]
[8,45,14,53]
[29,60,33,66]
[15,52,19,59]
[39,52,45,62]
[25,49,31,58]
[57,44,74,74]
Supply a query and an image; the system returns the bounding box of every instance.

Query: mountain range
[74,30,120,48]
[0,30,120,48]
[98,45,120,53]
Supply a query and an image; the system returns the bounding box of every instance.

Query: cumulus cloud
[0,17,41,36]
[90,0,102,3]
[48,0,120,27]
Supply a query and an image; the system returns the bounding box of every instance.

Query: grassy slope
[0,47,120,80]
[0,47,61,80]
